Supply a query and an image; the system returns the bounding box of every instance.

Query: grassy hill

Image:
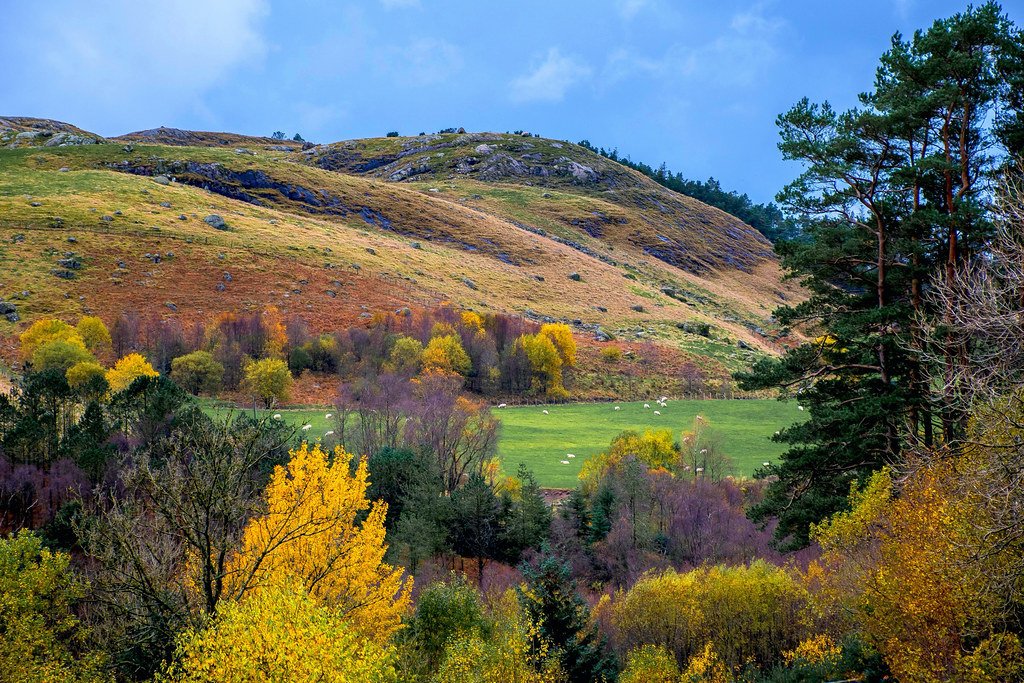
[0,118,801,372]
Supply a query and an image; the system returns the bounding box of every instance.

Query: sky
[3,0,1021,203]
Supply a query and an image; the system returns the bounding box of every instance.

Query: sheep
[644,403,650,409]
[798,405,805,411]
[614,406,620,411]
[301,424,311,431]
[699,448,707,454]
[542,409,549,415]
[272,413,282,419]
[560,460,570,465]
[326,430,335,436]
[695,467,704,474]
[660,396,668,402]
[498,403,507,408]
[566,453,576,458]
[325,413,333,419]
[653,410,661,415]
[763,462,771,467]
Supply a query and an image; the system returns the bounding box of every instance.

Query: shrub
[600,346,623,363]
[171,351,225,395]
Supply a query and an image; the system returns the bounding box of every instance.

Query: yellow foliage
[434,590,564,683]
[461,311,485,334]
[610,562,807,671]
[242,357,292,407]
[159,579,397,683]
[75,316,112,354]
[681,643,733,683]
[105,353,158,394]
[518,333,566,398]
[387,336,424,374]
[66,361,107,390]
[811,463,1006,682]
[422,334,471,376]
[620,644,680,683]
[578,429,679,492]
[783,634,841,667]
[540,323,577,367]
[20,319,82,360]
[227,443,412,642]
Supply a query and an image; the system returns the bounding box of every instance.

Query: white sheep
[763,462,771,467]
[560,460,570,465]
[325,413,333,419]
[301,424,311,431]
[653,410,661,415]
[567,453,576,458]
[614,406,620,410]
[498,403,507,408]
[272,413,281,419]
[542,409,549,415]
[326,430,335,436]
[644,403,650,409]
[660,396,668,402]
[699,448,707,454]
[695,467,704,474]
[798,405,805,411]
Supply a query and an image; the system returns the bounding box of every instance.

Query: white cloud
[380,38,463,86]
[601,2,786,88]
[509,48,592,104]
[7,0,268,131]
[615,0,650,20]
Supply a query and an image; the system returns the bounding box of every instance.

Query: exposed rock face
[204,214,228,230]
[1,117,106,148]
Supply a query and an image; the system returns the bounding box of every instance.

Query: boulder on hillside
[204,214,228,230]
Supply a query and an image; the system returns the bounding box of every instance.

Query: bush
[386,131,399,137]
[600,346,623,363]
[171,351,225,395]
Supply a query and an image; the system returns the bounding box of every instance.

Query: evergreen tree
[738,2,1023,548]
[518,553,618,683]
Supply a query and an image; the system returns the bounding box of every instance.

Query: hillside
[0,120,801,371]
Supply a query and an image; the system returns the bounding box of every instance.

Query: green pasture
[205,399,802,489]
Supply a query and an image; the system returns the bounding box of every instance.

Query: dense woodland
[3,3,1024,682]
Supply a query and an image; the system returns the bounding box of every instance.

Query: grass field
[205,399,802,489]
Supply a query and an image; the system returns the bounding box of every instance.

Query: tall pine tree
[739,2,1023,548]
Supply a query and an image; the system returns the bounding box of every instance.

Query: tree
[242,357,291,408]
[518,333,566,399]
[170,351,224,395]
[106,353,159,395]
[539,323,577,369]
[399,575,487,676]
[292,132,305,142]
[422,334,472,376]
[0,531,107,683]
[518,553,618,683]
[387,335,423,375]
[159,579,397,683]
[65,361,107,395]
[32,338,94,372]
[227,443,412,642]
[501,464,552,561]
[271,131,285,140]
[449,474,503,583]
[20,319,81,360]
[76,316,112,354]
[737,4,1024,548]
[80,414,292,679]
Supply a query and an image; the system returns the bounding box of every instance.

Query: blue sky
[2,0,1020,203]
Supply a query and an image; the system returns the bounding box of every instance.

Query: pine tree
[738,2,1023,548]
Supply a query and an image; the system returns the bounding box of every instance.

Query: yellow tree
[809,462,1023,682]
[20,319,82,360]
[422,334,471,376]
[518,333,566,399]
[105,353,159,394]
[75,316,112,354]
[242,357,292,407]
[227,443,412,642]
[540,323,577,368]
[159,579,397,683]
